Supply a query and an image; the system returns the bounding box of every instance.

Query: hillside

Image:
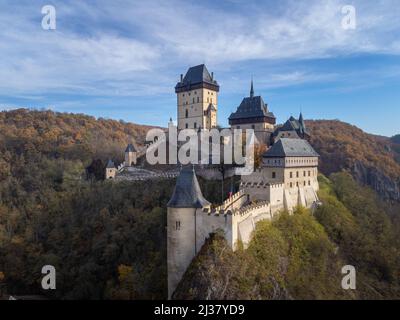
[0,108,155,168]
[0,109,399,299]
[307,120,400,201]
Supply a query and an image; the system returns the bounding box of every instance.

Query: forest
[0,109,399,299]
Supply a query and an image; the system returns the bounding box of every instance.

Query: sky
[0,0,399,136]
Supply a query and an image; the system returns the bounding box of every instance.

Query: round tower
[167,166,210,299]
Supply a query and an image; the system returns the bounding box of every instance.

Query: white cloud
[0,0,399,98]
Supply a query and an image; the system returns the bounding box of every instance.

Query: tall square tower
[175,64,219,130]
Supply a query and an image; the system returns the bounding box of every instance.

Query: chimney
[180,74,183,82]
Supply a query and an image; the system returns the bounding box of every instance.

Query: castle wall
[231,122,273,145]
[177,88,218,130]
[106,168,116,179]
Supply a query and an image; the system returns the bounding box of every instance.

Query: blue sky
[0,0,399,136]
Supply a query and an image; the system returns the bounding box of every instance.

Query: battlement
[209,189,248,215]
[240,181,284,189]
[234,200,270,217]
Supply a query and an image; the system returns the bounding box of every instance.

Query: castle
[166,65,320,299]
[105,64,320,299]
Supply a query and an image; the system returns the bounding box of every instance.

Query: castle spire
[250,78,254,98]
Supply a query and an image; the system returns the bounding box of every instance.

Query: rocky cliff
[307,120,400,202]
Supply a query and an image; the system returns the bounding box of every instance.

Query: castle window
[193,98,195,103]
[296,182,299,187]
[296,171,299,178]
[182,94,185,97]
[176,221,181,230]
[290,182,293,188]
[304,181,306,186]
[194,122,197,129]
[290,172,293,178]
[194,91,197,94]
[185,123,188,129]
[308,181,311,186]
[308,171,311,177]
[304,171,306,177]
[272,172,276,179]
[197,97,200,103]
[251,124,255,129]
[185,110,188,118]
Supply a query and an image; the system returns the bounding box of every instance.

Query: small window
[194,122,197,129]
[185,110,188,118]
[251,124,255,129]
[193,98,195,103]
[296,171,299,178]
[176,221,181,230]
[185,123,188,129]
[272,172,276,179]
[304,171,306,177]
[197,97,199,103]
[290,182,293,188]
[308,181,311,186]
[290,172,293,178]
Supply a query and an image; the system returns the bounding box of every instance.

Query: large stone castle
[167,64,320,298]
[105,64,320,298]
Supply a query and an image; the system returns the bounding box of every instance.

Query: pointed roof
[299,112,306,133]
[250,79,254,98]
[167,166,210,208]
[106,159,115,168]
[263,138,319,158]
[175,64,219,92]
[125,143,136,153]
[229,95,275,121]
[274,114,309,137]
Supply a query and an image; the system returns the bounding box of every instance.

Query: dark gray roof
[275,114,308,136]
[263,138,319,158]
[229,95,275,120]
[125,143,136,152]
[106,160,115,168]
[167,166,210,208]
[176,64,219,88]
